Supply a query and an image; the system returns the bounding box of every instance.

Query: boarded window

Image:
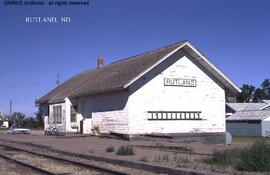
[53,105,62,124]
[70,106,77,123]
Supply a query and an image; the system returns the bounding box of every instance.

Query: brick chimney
[97,57,104,68]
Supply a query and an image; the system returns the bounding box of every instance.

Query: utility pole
[56,74,60,85]
[9,100,12,117]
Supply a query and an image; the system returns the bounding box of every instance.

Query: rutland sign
[164,78,197,87]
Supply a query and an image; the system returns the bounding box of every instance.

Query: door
[80,120,84,134]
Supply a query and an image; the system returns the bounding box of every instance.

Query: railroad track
[0,144,131,175]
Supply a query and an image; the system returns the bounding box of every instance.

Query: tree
[261,79,270,99]
[11,112,26,126]
[35,104,44,129]
[9,109,44,129]
[24,117,38,128]
[236,84,255,103]
[237,79,270,103]
[253,88,265,102]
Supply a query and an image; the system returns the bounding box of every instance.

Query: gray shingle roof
[37,41,186,103]
[226,103,268,112]
[37,40,240,104]
[226,110,270,121]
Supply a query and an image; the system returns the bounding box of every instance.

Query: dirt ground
[0,130,269,174]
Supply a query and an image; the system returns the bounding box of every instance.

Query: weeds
[162,154,169,162]
[139,156,148,162]
[176,156,190,168]
[205,148,241,166]
[154,154,170,163]
[106,145,115,152]
[154,143,193,153]
[116,145,134,156]
[205,140,270,172]
[237,140,270,171]
[156,143,165,148]
[154,155,162,162]
[91,125,101,136]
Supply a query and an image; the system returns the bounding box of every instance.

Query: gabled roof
[226,110,270,121]
[226,103,269,112]
[37,40,240,104]
[0,115,9,121]
[263,100,270,105]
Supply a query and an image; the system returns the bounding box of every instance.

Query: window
[53,105,62,124]
[70,106,77,123]
[147,111,202,120]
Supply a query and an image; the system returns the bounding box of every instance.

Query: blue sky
[0,0,269,116]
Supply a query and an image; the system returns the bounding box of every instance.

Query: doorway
[80,120,84,134]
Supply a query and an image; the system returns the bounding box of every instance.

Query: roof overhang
[124,41,241,95]
[261,104,270,110]
[36,98,65,105]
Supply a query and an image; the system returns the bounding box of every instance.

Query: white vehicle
[7,124,31,134]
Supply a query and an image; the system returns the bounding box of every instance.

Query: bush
[237,140,270,171]
[116,145,134,156]
[91,125,101,136]
[205,140,270,172]
[205,148,241,166]
[106,145,115,152]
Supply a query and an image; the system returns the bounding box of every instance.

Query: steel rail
[0,143,130,175]
[0,153,56,175]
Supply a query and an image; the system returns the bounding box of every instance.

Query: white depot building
[37,40,240,141]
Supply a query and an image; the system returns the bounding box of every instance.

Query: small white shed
[226,110,270,137]
[0,120,9,129]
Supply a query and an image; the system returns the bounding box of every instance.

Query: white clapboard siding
[127,52,225,134]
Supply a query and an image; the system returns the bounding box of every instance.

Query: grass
[139,156,148,162]
[237,140,270,171]
[155,143,165,148]
[154,154,170,163]
[233,136,270,142]
[154,143,194,153]
[116,145,134,156]
[162,154,169,162]
[106,145,115,152]
[204,148,242,166]
[205,140,270,172]
[176,156,190,168]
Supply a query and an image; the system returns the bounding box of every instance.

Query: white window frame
[53,105,62,124]
[70,106,77,123]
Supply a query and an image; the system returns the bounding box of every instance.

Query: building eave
[124,41,241,95]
